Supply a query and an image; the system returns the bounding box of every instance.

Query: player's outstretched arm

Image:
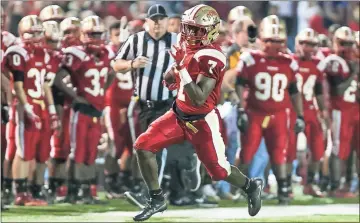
[183,73,216,107]
[54,68,88,104]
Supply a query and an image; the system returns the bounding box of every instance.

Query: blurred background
[2,0,359,52]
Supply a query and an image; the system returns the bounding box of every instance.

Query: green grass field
[2,193,359,222]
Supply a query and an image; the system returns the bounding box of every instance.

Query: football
[163,65,177,85]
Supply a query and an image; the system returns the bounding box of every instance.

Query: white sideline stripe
[204,110,231,176]
[331,110,341,156]
[69,110,79,160]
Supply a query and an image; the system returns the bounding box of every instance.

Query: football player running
[293,28,330,197]
[235,15,305,205]
[4,15,59,206]
[131,5,263,222]
[318,27,359,198]
[54,15,115,204]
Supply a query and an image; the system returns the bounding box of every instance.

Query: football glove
[237,108,248,133]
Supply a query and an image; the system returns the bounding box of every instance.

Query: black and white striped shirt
[115,31,177,101]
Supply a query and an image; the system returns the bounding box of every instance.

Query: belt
[73,103,102,118]
[139,99,172,109]
[172,101,208,134]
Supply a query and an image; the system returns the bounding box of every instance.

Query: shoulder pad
[63,46,87,61]
[193,48,227,66]
[317,54,349,73]
[239,51,256,67]
[4,45,29,61]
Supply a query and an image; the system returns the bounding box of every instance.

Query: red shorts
[134,109,231,181]
[11,103,43,161]
[240,109,289,165]
[331,107,360,160]
[50,106,71,160]
[104,105,132,158]
[69,110,102,165]
[37,111,51,163]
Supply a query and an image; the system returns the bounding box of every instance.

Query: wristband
[131,59,135,69]
[179,68,192,85]
[48,104,56,115]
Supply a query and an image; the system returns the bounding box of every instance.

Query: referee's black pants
[138,100,195,197]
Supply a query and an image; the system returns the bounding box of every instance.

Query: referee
[113,4,178,207]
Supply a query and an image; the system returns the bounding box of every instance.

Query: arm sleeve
[13,70,25,82]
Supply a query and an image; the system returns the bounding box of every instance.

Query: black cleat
[133,198,167,222]
[245,178,263,217]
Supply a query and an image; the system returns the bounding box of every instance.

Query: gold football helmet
[81,15,106,50]
[181,4,220,48]
[39,5,65,22]
[43,21,60,41]
[228,6,252,23]
[60,17,81,47]
[18,15,44,44]
[295,28,318,58]
[259,15,281,40]
[333,26,355,59]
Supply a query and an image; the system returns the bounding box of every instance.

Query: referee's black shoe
[133,197,167,221]
[245,178,263,217]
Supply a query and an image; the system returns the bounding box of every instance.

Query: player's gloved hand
[1,104,9,124]
[294,116,305,133]
[24,103,42,129]
[170,45,186,69]
[237,108,248,133]
[119,16,130,43]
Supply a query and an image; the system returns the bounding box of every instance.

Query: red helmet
[81,15,106,52]
[43,21,61,50]
[295,28,318,59]
[60,17,81,48]
[333,26,355,60]
[180,4,220,50]
[18,15,44,48]
[39,5,65,22]
[259,15,284,56]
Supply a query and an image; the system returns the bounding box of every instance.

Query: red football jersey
[293,55,324,110]
[1,31,17,71]
[175,45,227,115]
[62,46,115,111]
[236,50,298,114]
[317,54,358,110]
[44,49,63,86]
[5,45,49,105]
[105,44,134,107]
